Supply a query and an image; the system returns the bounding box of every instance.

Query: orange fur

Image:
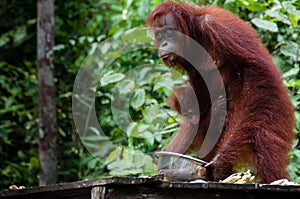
[147,2,295,183]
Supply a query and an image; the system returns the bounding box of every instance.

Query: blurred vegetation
[0,0,299,189]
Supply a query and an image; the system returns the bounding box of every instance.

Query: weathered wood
[1,176,300,199]
[91,186,103,199]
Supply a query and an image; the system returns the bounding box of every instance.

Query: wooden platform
[1,175,300,199]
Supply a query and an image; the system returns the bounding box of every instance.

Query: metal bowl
[154,151,208,181]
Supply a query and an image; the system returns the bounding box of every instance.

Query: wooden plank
[0,175,163,199]
[1,176,300,199]
[101,184,300,199]
[91,186,101,199]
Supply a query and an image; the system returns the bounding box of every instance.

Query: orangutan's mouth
[160,53,175,65]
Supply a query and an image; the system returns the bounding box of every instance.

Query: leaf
[130,88,145,110]
[107,159,133,170]
[282,67,300,79]
[88,158,99,168]
[13,26,27,45]
[0,105,24,114]
[100,73,125,86]
[109,167,142,176]
[101,42,110,53]
[280,41,299,60]
[224,0,238,14]
[125,0,133,10]
[142,105,161,123]
[83,142,102,149]
[121,28,152,43]
[153,74,174,91]
[170,67,185,80]
[131,130,153,139]
[282,1,296,13]
[30,157,39,169]
[137,123,150,133]
[251,18,278,32]
[265,10,290,25]
[105,148,122,164]
[144,135,155,146]
[293,149,300,159]
[141,155,157,175]
[238,0,264,11]
[89,126,101,135]
[123,148,134,161]
[133,152,146,167]
[126,122,137,137]
[103,50,122,59]
[54,44,65,51]
[116,79,135,94]
[81,135,109,142]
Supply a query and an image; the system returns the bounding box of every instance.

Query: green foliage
[1,0,300,189]
[97,61,184,150]
[0,1,38,188]
[105,147,156,176]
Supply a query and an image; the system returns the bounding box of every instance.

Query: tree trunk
[37,0,58,186]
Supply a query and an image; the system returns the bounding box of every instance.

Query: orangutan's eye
[155,31,163,41]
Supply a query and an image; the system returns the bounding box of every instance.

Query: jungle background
[0,0,300,189]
